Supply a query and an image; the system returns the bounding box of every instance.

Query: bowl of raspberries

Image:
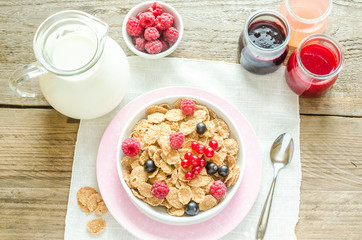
[122,1,183,58]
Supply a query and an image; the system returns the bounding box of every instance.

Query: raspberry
[145,40,163,54]
[133,37,146,51]
[126,17,144,37]
[144,27,160,41]
[139,12,155,28]
[160,39,170,51]
[181,99,195,115]
[136,12,143,19]
[210,180,227,199]
[155,13,174,30]
[122,137,141,157]
[170,132,184,149]
[163,27,179,43]
[148,2,163,17]
[151,181,169,199]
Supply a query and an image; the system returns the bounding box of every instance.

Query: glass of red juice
[285,34,344,98]
[239,10,290,74]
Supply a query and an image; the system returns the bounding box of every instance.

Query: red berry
[192,166,202,175]
[139,12,155,28]
[155,13,174,30]
[163,27,179,43]
[210,180,227,199]
[181,159,190,168]
[184,152,192,160]
[160,39,169,51]
[191,141,199,151]
[133,37,146,51]
[144,27,160,41]
[151,181,170,199]
[181,99,196,115]
[199,158,206,168]
[169,132,184,149]
[190,155,200,166]
[145,40,163,54]
[126,17,144,37]
[122,137,141,157]
[196,144,206,154]
[147,2,163,17]
[185,171,194,180]
[204,147,215,158]
[136,12,143,19]
[209,140,218,150]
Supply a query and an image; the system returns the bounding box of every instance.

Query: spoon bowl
[270,133,294,165]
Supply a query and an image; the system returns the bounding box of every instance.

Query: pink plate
[96,87,262,240]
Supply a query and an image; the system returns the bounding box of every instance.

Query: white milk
[39,35,129,119]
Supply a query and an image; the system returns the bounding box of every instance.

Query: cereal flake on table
[121,98,240,216]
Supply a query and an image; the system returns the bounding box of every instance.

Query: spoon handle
[256,175,278,240]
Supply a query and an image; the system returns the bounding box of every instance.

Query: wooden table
[0,0,361,239]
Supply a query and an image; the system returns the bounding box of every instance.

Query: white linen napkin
[64,57,300,240]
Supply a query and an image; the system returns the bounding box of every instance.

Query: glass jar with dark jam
[239,10,290,74]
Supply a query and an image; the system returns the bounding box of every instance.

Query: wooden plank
[300,115,362,191]
[0,108,78,188]
[0,0,361,116]
[0,109,362,239]
[296,191,362,240]
[0,188,67,240]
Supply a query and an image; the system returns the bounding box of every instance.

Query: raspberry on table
[122,137,141,157]
[144,27,160,41]
[147,2,163,17]
[163,27,179,43]
[155,13,174,30]
[170,132,184,149]
[210,180,227,199]
[151,181,169,199]
[181,99,195,115]
[145,40,163,54]
[160,39,170,51]
[126,17,144,37]
[139,12,156,28]
[133,37,146,51]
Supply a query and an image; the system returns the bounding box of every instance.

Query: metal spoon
[256,132,294,240]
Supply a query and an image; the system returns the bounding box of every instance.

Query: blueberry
[196,122,207,134]
[206,162,218,175]
[185,201,199,216]
[144,159,157,173]
[218,165,229,177]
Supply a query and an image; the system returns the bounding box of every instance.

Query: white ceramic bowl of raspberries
[122,1,183,58]
[116,95,246,226]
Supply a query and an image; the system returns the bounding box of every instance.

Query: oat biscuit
[87,218,106,235]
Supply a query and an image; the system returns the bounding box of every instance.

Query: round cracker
[87,218,106,235]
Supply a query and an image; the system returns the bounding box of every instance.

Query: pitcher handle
[9,62,46,98]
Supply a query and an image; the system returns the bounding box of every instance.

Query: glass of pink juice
[285,34,344,98]
[279,0,332,47]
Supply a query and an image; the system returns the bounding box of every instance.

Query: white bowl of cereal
[116,96,245,225]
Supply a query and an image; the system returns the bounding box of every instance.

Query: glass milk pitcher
[9,10,129,119]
